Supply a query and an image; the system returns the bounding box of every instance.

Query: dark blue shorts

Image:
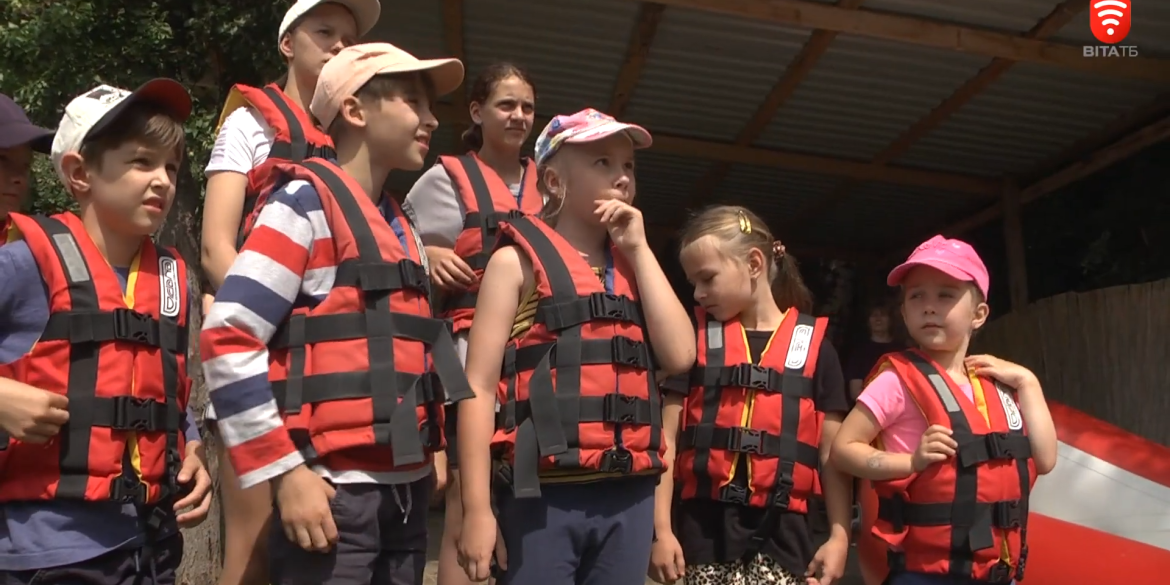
[495,475,657,585]
[890,571,1015,585]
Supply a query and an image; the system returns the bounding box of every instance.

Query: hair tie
[737,210,752,234]
[773,240,786,259]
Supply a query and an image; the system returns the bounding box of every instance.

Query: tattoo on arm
[866,452,885,470]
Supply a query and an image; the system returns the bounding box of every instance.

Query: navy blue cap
[0,93,54,153]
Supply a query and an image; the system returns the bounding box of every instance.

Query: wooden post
[1001,179,1028,310]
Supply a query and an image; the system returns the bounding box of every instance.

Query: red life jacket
[435,153,541,334]
[259,159,473,474]
[870,350,1036,584]
[675,308,827,513]
[491,216,664,498]
[0,212,190,505]
[221,83,335,250]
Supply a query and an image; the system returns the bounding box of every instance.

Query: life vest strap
[497,394,657,431]
[679,425,819,466]
[40,307,188,353]
[689,363,814,397]
[877,495,1027,532]
[93,395,175,433]
[462,209,525,234]
[334,257,429,296]
[534,292,645,331]
[269,310,446,348]
[272,370,443,414]
[502,336,654,376]
[956,432,1032,468]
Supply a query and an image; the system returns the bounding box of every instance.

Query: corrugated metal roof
[371,1,446,60]
[367,0,1170,255]
[756,35,993,162]
[463,0,639,117]
[895,61,1168,176]
[621,6,814,142]
[860,0,1059,34]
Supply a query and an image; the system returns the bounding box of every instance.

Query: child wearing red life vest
[0,80,212,584]
[0,93,53,244]
[652,205,853,585]
[831,235,1058,585]
[198,2,379,583]
[402,62,540,585]
[202,42,469,585]
[455,108,696,585]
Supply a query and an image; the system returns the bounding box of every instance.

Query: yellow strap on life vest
[214,86,249,135]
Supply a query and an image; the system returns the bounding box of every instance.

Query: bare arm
[457,245,526,515]
[200,170,248,289]
[653,393,684,537]
[830,403,914,481]
[819,412,853,543]
[628,245,695,376]
[1016,374,1057,475]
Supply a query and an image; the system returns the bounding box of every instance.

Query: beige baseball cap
[278,0,381,46]
[310,42,464,130]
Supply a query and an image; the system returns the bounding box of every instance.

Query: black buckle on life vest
[987,561,1013,584]
[769,480,793,509]
[730,364,774,390]
[598,448,634,474]
[112,396,162,432]
[112,308,157,346]
[484,209,524,232]
[985,432,1018,459]
[611,336,644,368]
[110,475,148,504]
[719,482,750,505]
[602,394,641,424]
[993,499,1024,529]
[729,427,764,454]
[588,292,631,322]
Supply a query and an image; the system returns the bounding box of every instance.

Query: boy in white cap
[202,43,470,585]
[0,80,212,584]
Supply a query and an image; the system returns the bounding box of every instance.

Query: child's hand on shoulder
[912,424,957,473]
[595,199,645,253]
[965,354,1038,390]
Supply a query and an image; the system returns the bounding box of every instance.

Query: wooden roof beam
[786,0,1087,231]
[645,0,1170,83]
[882,113,1170,263]
[685,0,867,209]
[608,3,666,118]
[432,102,999,194]
[441,0,468,134]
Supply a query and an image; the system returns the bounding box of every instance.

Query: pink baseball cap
[887,235,989,298]
[534,108,652,165]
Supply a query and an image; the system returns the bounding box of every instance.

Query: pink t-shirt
[856,370,974,454]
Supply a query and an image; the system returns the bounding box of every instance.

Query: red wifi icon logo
[1090,0,1132,44]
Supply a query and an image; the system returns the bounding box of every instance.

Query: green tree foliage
[0,2,291,580]
[1,0,287,234]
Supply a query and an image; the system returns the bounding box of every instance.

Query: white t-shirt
[204,106,275,176]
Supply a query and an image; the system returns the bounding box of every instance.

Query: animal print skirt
[686,553,800,585]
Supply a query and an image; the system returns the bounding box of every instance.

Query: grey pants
[4,534,183,585]
[495,475,657,585]
[269,479,432,585]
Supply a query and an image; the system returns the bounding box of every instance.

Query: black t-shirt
[674,331,848,575]
[844,339,904,387]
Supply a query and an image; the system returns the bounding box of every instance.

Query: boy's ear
[279,32,295,62]
[337,95,367,130]
[59,152,92,198]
